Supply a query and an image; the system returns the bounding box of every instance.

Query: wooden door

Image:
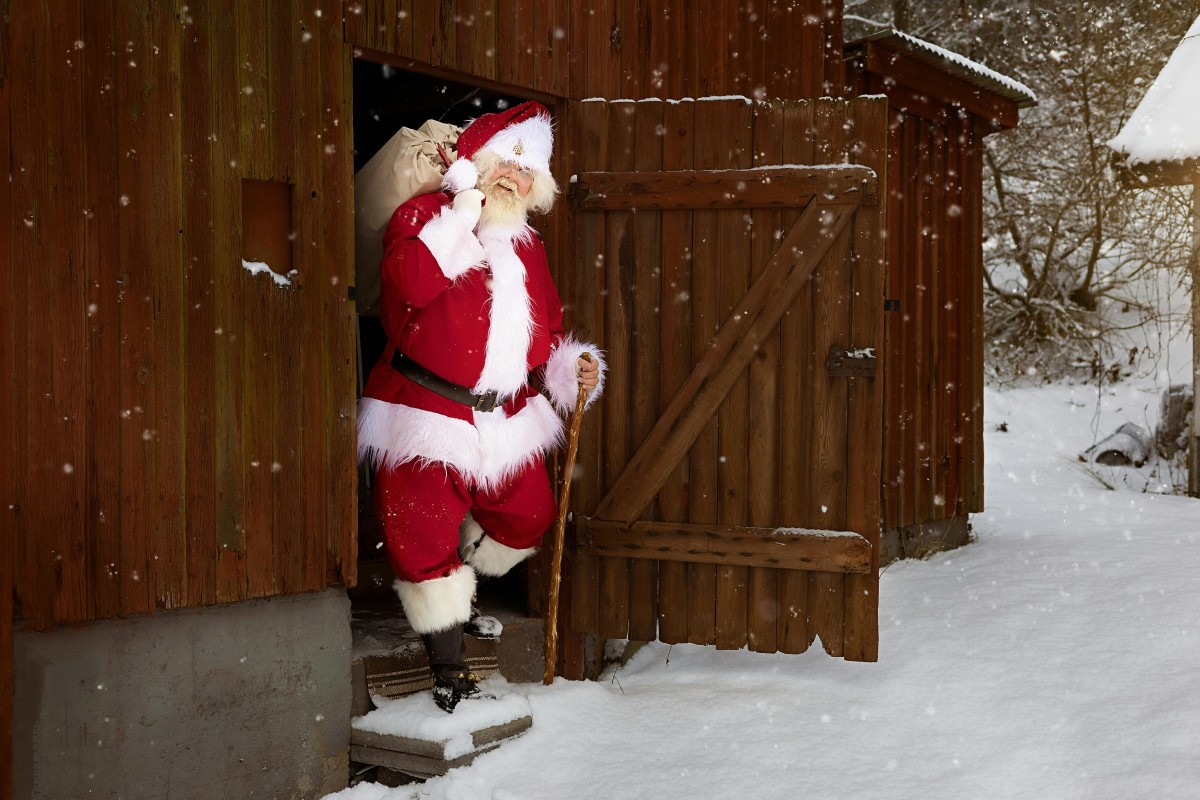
[559,96,887,661]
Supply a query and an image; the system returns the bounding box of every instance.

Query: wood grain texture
[582,520,872,573]
[575,166,877,210]
[593,200,854,526]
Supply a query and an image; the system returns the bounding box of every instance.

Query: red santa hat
[442,100,554,194]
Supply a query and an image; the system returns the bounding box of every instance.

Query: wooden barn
[1109,11,1200,497]
[0,2,1031,797]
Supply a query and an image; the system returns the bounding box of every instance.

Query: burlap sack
[354,119,462,316]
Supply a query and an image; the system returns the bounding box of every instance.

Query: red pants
[373,456,556,584]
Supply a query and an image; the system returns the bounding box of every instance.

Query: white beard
[478,175,531,229]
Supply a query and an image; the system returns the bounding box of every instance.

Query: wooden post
[1191,180,1199,498]
[544,359,591,685]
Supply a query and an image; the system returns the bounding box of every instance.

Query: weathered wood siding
[879,106,985,530]
[3,1,358,630]
[347,0,846,102]
[848,53,995,531]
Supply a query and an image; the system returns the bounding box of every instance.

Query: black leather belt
[390,350,504,413]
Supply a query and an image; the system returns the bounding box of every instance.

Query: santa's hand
[452,188,485,229]
[576,354,599,394]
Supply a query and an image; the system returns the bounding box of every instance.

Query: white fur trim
[460,513,484,546]
[393,567,476,634]
[459,513,484,556]
[544,335,606,414]
[416,207,487,280]
[357,393,564,494]
[473,226,537,399]
[468,536,537,578]
[481,115,554,175]
[442,158,480,194]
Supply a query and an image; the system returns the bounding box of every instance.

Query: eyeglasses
[497,160,535,186]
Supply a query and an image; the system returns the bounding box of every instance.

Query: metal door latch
[825,344,877,378]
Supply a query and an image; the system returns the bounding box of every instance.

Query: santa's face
[478,160,535,227]
[487,160,534,198]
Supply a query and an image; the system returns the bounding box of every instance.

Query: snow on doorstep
[1108,14,1200,164]
[241,258,295,287]
[354,676,530,760]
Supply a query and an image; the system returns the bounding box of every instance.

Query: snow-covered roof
[850,29,1038,109]
[1108,14,1200,168]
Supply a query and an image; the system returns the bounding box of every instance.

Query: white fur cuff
[544,335,606,414]
[442,158,480,195]
[393,567,476,634]
[468,536,537,578]
[417,207,487,280]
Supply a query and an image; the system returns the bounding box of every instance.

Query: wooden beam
[574,165,877,210]
[592,199,854,525]
[580,519,872,573]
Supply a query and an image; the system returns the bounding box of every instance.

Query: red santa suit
[357,104,603,635]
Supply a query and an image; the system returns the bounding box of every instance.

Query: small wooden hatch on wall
[241,179,293,274]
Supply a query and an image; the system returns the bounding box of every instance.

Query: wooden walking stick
[543,353,592,685]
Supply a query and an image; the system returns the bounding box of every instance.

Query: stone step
[349,561,545,782]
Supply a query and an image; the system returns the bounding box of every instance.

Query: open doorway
[350,57,543,640]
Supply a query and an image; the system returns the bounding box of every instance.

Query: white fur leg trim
[468,536,537,578]
[417,207,486,280]
[544,335,606,414]
[459,513,484,555]
[442,158,480,194]
[393,567,476,635]
[357,393,564,494]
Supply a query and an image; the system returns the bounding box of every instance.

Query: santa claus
[357,101,604,712]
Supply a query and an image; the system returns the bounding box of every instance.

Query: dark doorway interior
[351,59,533,618]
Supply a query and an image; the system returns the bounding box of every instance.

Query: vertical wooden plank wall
[5,1,358,629]
[712,99,754,650]
[843,98,887,661]
[687,99,724,646]
[626,99,665,643]
[654,99,696,645]
[745,101,784,653]
[597,101,635,640]
[1,55,15,800]
[875,102,988,532]
[348,0,844,103]
[806,98,851,656]
[777,99,815,653]
[568,99,608,642]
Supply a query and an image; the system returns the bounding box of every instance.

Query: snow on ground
[326,380,1200,800]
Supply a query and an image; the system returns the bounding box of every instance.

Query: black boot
[421,624,489,713]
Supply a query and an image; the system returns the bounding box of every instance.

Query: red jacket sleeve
[379,193,486,311]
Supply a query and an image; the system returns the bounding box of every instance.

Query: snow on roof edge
[851,28,1038,108]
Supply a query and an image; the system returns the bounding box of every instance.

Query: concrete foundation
[14,589,352,800]
[880,515,972,565]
